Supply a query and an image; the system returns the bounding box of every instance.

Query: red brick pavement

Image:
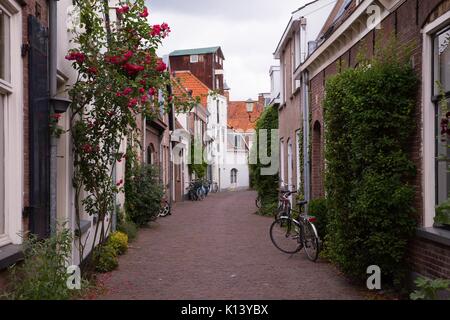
[95,190,367,300]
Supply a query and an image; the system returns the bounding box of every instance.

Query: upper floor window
[0,6,11,83]
[216,77,220,89]
[190,54,199,63]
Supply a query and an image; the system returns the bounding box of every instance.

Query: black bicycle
[269,200,320,262]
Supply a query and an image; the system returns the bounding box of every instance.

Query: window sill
[416,227,450,247]
[0,244,23,270]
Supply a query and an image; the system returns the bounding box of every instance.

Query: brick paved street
[96,190,367,300]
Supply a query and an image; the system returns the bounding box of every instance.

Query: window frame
[230,169,237,184]
[0,2,12,88]
[433,25,450,214]
[190,54,199,63]
[423,10,450,228]
[0,0,22,248]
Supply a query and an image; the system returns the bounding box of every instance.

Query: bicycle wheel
[196,188,205,201]
[159,201,171,217]
[303,220,320,262]
[255,196,262,209]
[270,217,303,254]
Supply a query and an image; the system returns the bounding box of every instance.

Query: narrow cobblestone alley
[96,191,367,300]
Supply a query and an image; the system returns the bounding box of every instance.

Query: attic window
[190,55,199,63]
[333,0,352,23]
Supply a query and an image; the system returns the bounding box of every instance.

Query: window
[434,26,450,211]
[0,6,11,82]
[190,55,199,63]
[148,144,156,165]
[230,169,237,184]
[216,77,220,90]
[296,130,302,190]
[280,140,285,185]
[216,100,220,124]
[0,0,21,247]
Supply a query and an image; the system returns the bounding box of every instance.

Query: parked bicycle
[270,198,320,262]
[187,179,207,201]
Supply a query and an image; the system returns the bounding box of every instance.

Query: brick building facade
[298,0,450,279]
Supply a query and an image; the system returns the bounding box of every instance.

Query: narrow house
[299,0,450,279]
[225,99,264,190]
[273,0,336,196]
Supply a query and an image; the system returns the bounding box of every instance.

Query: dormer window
[190,54,199,63]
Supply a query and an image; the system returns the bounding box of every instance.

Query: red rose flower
[87,66,98,74]
[123,87,133,96]
[123,50,133,62]
[123,63,145,75]
[155,60,167,72]
[141,95,148,103]
[105,55,122,64]
[139,87,145,94]
[82,144,93,153]
[128,98,138,108]
[151,24,161,37]
[149,87,156,96]
[65,51,86,64]
[140,7,149,18]
[116,5,129,15]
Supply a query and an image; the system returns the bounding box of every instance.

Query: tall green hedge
[249,105,279,215]
[324,49,418,285]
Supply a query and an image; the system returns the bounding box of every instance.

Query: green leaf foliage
[125,147,164,226]
[324,44,419,285]
[249,105,279,215]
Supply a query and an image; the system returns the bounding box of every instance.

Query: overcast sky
[145,0,311,101]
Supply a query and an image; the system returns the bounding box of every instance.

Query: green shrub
[258,199,279,217]
[117,220,138,242]
[125,148,164,226]
[410,277,450,300]
[324,41,418,285]
[93,244,118,273]
[308,198,328,240]
[108,231,128,255]
[4,229,74,300]
[188,139,208,178]
[249,105,279,216]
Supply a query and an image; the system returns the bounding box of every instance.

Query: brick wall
[278,38,302,188]
[409,238,450,279]
[308,0,450,279]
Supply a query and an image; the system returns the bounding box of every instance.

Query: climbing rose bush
[65,0,196,263]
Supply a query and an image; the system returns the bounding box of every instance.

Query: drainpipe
[167,84,175,208]
[49,0,58,236]
[302,71,311,210]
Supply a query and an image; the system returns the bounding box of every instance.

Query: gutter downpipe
[49,0,58,235]
[302,70,311,213]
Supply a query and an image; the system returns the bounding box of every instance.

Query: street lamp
[246,98,258,123]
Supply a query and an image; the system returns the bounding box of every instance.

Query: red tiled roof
[228,101,264,132]
[172,71,210,107]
